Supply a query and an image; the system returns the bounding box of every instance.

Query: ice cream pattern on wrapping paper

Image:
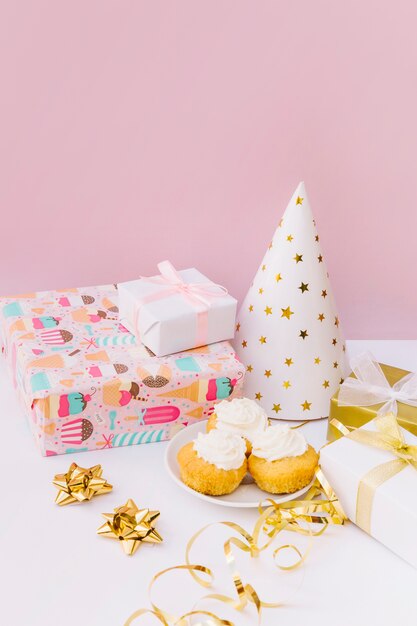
[41,387,97,419]
[29,350,129,375]
[9,316,64,333]
[88,363,129,378]
[41,389,97,445]
[124,405,180,426]
[234,181,347,421]
[101,364,173,407]
[57,294,95,307]
[71,297,119,324]
[97,403,182,449]
[158,374,241,402]
[40,328,73,345]
[137,363,172,387]
[61,417,94,445]
[32,316,61,329]
[103,379,145,406]
[99,427,172,448]
[82,348,130,378]
[29,354,66,369]
[71,308,117,324]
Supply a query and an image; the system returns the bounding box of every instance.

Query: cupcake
[206,397,268,454]
[248,424,318,494]
[177,430,247,496]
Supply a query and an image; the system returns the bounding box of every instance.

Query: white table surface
[1,340,417,626]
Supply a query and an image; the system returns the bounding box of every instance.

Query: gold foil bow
[125,468,345,625]
[53,462,112,506]
[97,498,163,556]
[331,412,417,532]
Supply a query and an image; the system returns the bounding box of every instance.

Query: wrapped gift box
[321,417,417,568]
[0,284,244,456]
[118,262,237,356]
[328,362,417,441]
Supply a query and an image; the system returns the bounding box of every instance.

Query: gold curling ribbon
[330,413,417,533]
[124,467,345,625]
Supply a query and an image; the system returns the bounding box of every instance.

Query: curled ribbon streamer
[124,468,345,626]
[133,261,229,346]
[338,351,417,416]
[330,413,417,533]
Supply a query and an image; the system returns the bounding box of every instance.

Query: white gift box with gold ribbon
[320,414,417,568]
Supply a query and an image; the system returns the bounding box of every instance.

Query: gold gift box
[328,362,417,441]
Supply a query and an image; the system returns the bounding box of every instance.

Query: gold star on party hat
[53,462,112,506]
[281,306,294,319]
[97,499,163,556]
[233,181,347,421]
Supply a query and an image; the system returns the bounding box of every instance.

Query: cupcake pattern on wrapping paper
[0,284,244,456]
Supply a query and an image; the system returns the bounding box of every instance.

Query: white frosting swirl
[214,398,268,443]
[193,430,246,470]
[251,424,307,461]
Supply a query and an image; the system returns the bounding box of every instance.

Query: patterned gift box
[0,284,244,456]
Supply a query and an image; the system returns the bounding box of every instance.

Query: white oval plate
[164,421,313,508]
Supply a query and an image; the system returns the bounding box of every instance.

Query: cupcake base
[177,442,247,496]
[248,445,318,494]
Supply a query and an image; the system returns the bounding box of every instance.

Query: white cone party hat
[234,182,347,420]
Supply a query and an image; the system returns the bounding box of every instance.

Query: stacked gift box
[0,273,243,456]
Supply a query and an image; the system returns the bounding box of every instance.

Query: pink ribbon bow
[134,260,228,347]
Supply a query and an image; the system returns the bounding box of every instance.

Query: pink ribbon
[81,337,98,350]
[100,434,114,449]
[134,260,228,347]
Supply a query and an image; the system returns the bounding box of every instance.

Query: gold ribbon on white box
[330,412,417,533]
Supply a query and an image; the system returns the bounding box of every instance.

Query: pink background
[1,1,416,338]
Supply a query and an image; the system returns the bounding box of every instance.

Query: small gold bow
[97,499,163,556]
[53,462,112,506]
[331,412,417,532]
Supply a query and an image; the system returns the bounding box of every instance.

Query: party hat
[234,182,347,421]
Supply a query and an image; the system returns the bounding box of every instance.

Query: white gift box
[320,418,417,568]
[118,262,237,357]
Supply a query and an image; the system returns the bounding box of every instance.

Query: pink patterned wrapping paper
[0,284,244,456]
